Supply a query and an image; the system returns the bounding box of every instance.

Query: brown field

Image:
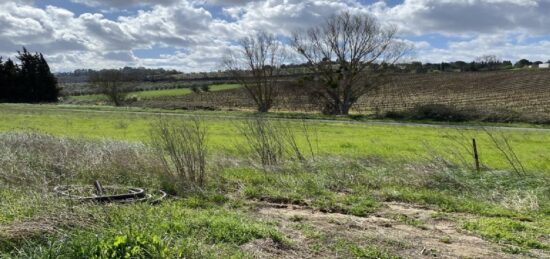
[133,70,550,116]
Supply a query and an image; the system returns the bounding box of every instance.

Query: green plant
[463,217,548,250]
[150,117,208,193]
[237,117,317,169]
[190,85,201,93]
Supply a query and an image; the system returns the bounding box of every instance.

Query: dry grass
[0,132,162,189]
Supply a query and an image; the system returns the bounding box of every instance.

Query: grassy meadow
[65,84,241,102]
[1,104,550,171]
[1,103,549,258]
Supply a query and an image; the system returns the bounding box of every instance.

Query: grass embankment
[0,105,549,257]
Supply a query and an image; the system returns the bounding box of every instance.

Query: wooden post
[472,138,480,172]
[94,180,104,195]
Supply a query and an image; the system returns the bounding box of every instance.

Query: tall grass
[1,130,548,256]
[0,132,161,189]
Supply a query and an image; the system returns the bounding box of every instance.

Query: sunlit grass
[67,84,241,101]
[0,110,549,256]
[1,104,550,171]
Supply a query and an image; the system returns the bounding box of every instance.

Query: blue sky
[1,0,549,72]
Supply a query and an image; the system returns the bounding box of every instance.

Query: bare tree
[292,12,408,115]
[476,55,500,63]
[89,69,134,106]
[475,55,501,71]
[224,32,286,112]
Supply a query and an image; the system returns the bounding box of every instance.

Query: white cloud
[373,0,550,36]
[70,0,180,8]
[1,0,549,72]
[118,2,214,47]
[221,0,366,36]
[416,34,550,63]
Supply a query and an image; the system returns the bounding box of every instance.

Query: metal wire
[54,185,167,204]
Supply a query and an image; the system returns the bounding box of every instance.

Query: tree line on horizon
[56,67,180,84]
[0,48,59,103]
[56,56,548,84]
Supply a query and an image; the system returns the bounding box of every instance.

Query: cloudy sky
[1,0,549,72]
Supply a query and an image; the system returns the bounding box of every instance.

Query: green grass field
[1,104,549,258]
[66,84,241,102]
[1,104,549,171]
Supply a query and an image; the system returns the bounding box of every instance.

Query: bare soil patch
[244,201,537,258]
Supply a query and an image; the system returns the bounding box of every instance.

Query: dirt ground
[244,202,545,259]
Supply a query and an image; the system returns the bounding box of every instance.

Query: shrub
[150,117,208,194]
[237,117,317,169]
[410,104,473,121]
[379,104,550,124]
[190,86,201,93]
[381,104,477,122]
[237,117,285,168]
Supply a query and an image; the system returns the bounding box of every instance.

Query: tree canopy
[292,12,408,115]
[0,48,59,103]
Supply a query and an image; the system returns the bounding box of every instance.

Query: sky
[1,0,549,72]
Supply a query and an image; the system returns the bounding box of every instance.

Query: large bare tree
[292,12,408,115]
[224,32,286,113]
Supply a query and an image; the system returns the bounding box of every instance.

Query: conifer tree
[0,58,19,102]
[37,53,59,102]
[13,47,59,102]
[0,58,5,101]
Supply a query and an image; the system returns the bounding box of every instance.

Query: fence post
[94,180,104,195]
[472,138,480,172]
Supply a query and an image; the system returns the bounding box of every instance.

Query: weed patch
[463,217,549,250]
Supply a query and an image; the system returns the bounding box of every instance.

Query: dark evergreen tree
[16,48,37,101]
[11,47,59,103]
[0,57,4,100]
[0,58,19,102]
[37,53,59,102]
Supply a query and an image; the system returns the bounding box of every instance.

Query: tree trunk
[339,102,352,115]
[321,96,352,115]
[257,103,270,113]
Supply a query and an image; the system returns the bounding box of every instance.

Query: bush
[237,117,317,169]
[382,104,472,121]
[237,117,286,168]
[409,104,474,122]
[379,104,536,123]
[150,117,208,194]
[190,86,201,93]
